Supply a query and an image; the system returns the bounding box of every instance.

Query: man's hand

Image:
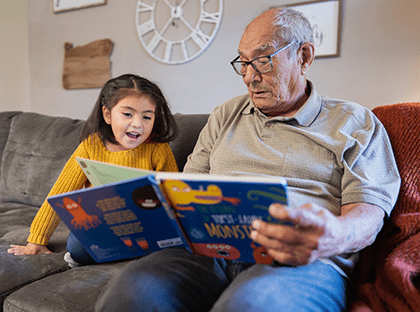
[7,243,52,255]
[250,202,384,266]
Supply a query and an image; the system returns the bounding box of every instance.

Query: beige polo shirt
[184,81,400,277]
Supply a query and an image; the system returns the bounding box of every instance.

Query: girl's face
[102,95,156,152]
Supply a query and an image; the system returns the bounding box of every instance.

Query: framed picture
[284,0,342,58]
[52,0,106,13]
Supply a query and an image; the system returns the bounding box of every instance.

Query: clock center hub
[171,6,183,19]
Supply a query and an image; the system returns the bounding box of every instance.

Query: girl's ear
[102,106,111,125]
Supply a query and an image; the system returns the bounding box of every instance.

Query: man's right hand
[7,243,52,255]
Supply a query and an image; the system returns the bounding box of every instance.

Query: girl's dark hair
[80,74,178,145]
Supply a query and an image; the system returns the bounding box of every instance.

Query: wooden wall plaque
[62,39,113,89]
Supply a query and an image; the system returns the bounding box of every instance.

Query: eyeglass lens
[233,57,272,76]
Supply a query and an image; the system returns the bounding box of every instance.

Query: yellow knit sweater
[28,133,178,245]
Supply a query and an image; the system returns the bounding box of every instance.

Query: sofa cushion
[0,111,22,180]
[170,113,209,171]
[0,201,70,310]
[3,261,129,312]
[0,113,85,206]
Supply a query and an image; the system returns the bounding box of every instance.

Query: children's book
[48,158,288,264]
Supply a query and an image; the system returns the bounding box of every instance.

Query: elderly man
[96,8,400,312]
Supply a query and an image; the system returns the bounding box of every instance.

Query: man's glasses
[230,41,296,76]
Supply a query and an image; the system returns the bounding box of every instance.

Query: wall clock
[136,0,223,64]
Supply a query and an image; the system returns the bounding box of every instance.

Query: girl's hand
[7,243,52,255]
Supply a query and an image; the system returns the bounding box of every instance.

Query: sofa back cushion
[0,111,22,180]
[0,113,85,207]
[170,113,209,171]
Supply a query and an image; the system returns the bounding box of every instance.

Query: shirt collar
[244,80,323,126]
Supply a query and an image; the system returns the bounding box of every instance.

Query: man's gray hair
[271,7,314,58]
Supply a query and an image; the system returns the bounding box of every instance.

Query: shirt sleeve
[28,144,89,245]
[340,114,401,216]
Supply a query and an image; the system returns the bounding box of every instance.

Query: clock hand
[162,15,175,33]
[163,0,174,9]
[172,0,180,27]
[179,0,188,8]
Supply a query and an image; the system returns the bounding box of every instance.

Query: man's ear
[299,42,315,75]
[102,106,111,125]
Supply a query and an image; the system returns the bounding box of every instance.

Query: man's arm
[250,202,385,266]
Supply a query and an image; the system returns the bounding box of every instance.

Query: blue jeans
[66,232,96,265]
[95,248,349,312]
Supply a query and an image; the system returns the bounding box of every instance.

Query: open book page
[69,158,290,263]
[48,174,189,263]
[154,173,288,263]
[76,157,153,187]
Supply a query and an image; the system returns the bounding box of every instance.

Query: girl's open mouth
[126,132,140,139]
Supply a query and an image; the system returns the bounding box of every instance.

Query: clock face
[136,0,223,64]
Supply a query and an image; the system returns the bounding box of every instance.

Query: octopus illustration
[56,197,101,230]
[162,180,241,213]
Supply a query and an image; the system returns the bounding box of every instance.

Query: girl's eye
[123,112,132,117]
[143,116,152,120]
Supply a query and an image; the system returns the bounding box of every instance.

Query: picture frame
[52,0,106,13]
[284,0,342,58]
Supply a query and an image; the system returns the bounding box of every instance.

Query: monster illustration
[251,242,274,264]
[132,185,161,210]
[136,238,151,254]
[162,180,241,214]
[121,236,137,252]
[56,197,101,230]
[191,243,241,260]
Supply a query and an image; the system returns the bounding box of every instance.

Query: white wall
[0,0,30,112]
[2,0,420,119]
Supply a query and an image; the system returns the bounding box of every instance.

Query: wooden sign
[52,0,107,13]
[62,39,113,89]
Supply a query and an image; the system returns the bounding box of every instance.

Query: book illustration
[136,238,150,252]
[251,242,273,264]
[131,185,161,210]
[55,197,101,230]
[159,178,287,263]
[121,236,136,252]
[191,243,241,260]
[162,179,241,216]
[50,177,187,262]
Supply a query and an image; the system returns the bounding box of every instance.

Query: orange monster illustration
[121,236,137,252]
[56,197,101,230]
[136,238,151,255]
[192,243,241,260]
[251,242,274,264]
[162,180,241,214]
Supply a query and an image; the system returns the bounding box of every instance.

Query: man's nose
[243,65,262,85]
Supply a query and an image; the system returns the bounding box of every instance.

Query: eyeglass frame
[230,41,296,76]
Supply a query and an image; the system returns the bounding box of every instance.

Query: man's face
[237,16,303,117]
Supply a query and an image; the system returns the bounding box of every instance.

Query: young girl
[7,74,179,265]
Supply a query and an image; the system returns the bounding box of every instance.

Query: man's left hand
[250,203,345,266]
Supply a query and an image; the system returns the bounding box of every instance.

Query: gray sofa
[0,111,209,312]
[2,103,419,311]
